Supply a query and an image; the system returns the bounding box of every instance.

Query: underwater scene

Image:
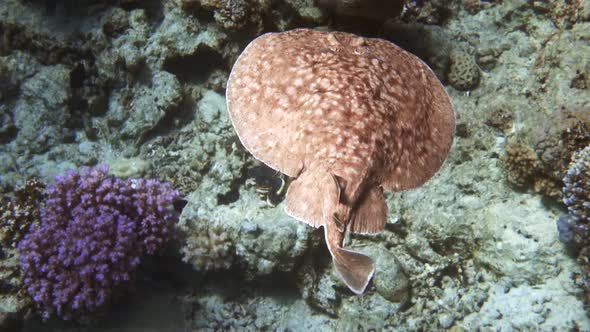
[0,0,589,331]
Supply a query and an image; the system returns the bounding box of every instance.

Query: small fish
[226,29,455,294]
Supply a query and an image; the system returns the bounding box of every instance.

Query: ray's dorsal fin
[330,173,350,232]
[284,170,339,228]
[330,174,347,202]
[349,186,387,234]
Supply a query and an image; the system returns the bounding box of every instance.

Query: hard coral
[557,145,590,246]
[202,0,251,29]
[533,106,590,199]
[17,165,180,321]
[535,107,590,179]
[485,102,514,133]
[181,0,256,30]
[531,0,586,29]
[557,145,590,310]
[447,49,481,91]
[502,107,589,199]
[563,146,590,226]
[0,179,44,250]
[502,141,542,188]
[181,221,235,272]
[502,140,564,198]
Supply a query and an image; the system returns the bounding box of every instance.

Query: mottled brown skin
[226,29,455,294]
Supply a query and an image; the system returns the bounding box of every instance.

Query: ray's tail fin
[332,247,375,294]
[316,170,375,294]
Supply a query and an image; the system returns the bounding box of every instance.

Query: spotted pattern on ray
[226,29,455,193]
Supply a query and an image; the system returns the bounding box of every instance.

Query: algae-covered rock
[108,157,149,178]
[13,65,72,154]
[298,264,341,316]
[179,187,311,278]
[383,23,453,80]
[284,0,324,22]
[0,52,39,102]
[368,246,410,304]
[317,0,403,21]
[107,70,182,141]
[183,0,254,30]
[181,220,236,272]
[137,89,243,196]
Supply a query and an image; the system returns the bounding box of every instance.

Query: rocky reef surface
[0,0,589,330]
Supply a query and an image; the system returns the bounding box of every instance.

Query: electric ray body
[226,29,455,294]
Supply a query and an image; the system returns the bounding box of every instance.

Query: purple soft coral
[17,165,180,320]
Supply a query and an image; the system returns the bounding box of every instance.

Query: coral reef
[557,145,590,310]
[17,165,180,320]
[383,23,453,80]
[447,49,481,91]
[12,65,72,154]
[535,107,590,180]
[186,0,254,30]
[563,146,590,226]
[0,179,44,249]
[0,180,41,328]
[502,141,542,188]
[461,0,497,15]
[316,0,403,21]
[140,90,246,196]
[485,102,514,133]
[181,220,235,272]
[557,145,590,247]
[400,0,462,25]
[178,0,325,33]
[502,106,589,199]
[178,187,311,279]
[0,0,590,330]
[531,0,589,29]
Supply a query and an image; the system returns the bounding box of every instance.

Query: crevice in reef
[162,47,227,85]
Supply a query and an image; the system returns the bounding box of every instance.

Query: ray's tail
[332,247,375,294]
[324,222,375,294]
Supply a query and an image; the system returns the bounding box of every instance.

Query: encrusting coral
[17,165,180,321]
